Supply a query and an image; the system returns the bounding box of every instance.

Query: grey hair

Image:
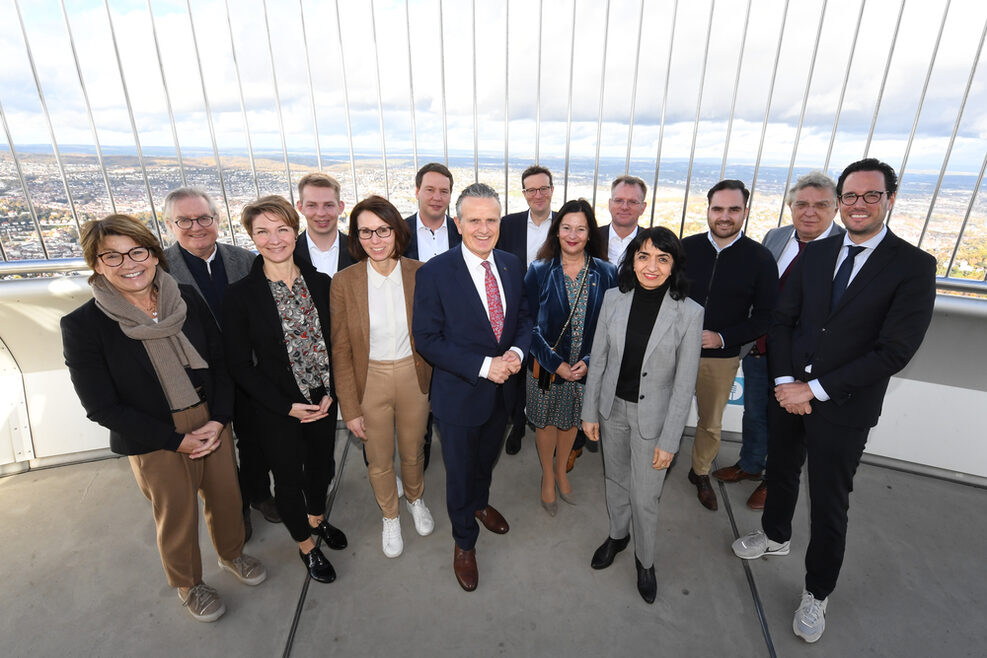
[162,186,220,222]
[786,171,837,205]
[455,182,501,218]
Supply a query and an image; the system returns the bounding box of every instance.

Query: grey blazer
[582,287,703,454]
[163,242,256,322]
[762,222,846,261]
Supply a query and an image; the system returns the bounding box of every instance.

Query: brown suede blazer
[329,257,432,422]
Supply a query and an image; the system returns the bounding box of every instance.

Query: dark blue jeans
[739,354,769,474]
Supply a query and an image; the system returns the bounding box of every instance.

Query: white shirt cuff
[479,356,492,380]
[774,376,795,386]
[808,379,829,402]
[717,332,725,349]
[510,346,524,362]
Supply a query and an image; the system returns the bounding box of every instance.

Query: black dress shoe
[591,535,630,570]
[251,497,282,524]
[311,519,348,550]
[299,547,336,583]
[635,555,657,604]
[242,509,253,543]
[505,424,524,455]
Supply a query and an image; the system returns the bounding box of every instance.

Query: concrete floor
[1,430,985,657]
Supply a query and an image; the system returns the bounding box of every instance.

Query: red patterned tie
[482,261,504,341]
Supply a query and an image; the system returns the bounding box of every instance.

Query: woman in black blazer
[222,195,347,584]
[61,214,266,623]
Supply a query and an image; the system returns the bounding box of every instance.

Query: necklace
[141,287,159,319]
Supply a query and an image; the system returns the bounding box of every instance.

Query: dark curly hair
[616,226,689,299]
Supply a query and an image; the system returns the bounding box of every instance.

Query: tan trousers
[363,357,430,518]
[129,403,244,588]
[690,355,741,475]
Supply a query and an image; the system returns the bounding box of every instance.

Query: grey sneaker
[732,529,791,559]
[178,582,225,622]
[219,554,268,586]
[793,590,828,643]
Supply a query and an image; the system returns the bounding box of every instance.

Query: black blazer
[403,213,461,260]
[222,255,335,419]
[292,230,354,274]
[768,230,936,428]
[598,224,642,262]
[61,283,233,456]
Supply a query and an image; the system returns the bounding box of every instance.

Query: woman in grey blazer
[581,227,703,604]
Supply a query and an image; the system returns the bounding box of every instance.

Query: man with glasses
[713,172,844,510]
[496,165,556,455]
[602,176,648,265]
[732,159,936,643]
[163,187,280,540]
[293,172,354,277]
[682,180,778,512]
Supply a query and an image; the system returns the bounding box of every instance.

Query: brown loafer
[453,545,478,591]
[711,464,763,483]
[747,481,767,510]
[688,469,718,511]
[474,506,510,534]
[566,448,582,473]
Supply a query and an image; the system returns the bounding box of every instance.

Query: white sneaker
[406,497,435,536]
[382,516,403,558]
[396,474,404,498]
[793,590,828,643]
[732,529,791,559]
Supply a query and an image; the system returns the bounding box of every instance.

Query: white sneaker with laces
[732,529,791,559]
[406,497,435,536]
[793,590,828,643]
[396,474,405,498]
[382,516,403,558]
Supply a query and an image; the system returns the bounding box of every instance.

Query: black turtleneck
[616,281,670,402]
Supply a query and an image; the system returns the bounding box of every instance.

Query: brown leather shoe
[688,468,718,511]
[453,545,478,592]
[474,506,510,534]
[747,481,767,510]
[565,448,583,473]
[711,463,763,483]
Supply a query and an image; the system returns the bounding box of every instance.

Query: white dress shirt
[415,212,451,262]
[460,246,524,379]
[306,231,340,276]
[608,226,637,266]
[776,222,838,275]
[367,259,413,361]
[525,211,552,267]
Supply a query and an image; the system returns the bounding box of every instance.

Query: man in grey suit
[712,172,844,510]
[162,187,280,539]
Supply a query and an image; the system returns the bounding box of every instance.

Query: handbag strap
[550,255,591,351]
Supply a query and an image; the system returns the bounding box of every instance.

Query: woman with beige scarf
[61,214,266,623]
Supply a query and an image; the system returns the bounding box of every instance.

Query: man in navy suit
[496,164,555,455]
[732,159,937,643]
[293,172,354,276]
[413,183,532,592]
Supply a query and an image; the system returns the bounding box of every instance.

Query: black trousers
[233,389,274,507]
[258,389,337,543]
[762,396,869,600]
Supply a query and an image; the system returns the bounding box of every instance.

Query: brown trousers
[362,357,430,518]
[129,403,244,588]
[690,355,741,475]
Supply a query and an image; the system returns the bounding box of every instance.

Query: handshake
[487,350,522,384]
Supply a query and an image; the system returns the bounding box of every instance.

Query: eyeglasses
[839,191,887,205]
[173,214,216,230]
[96,246,152,267]
[357,226,393,240]
[792,201,834,211]
[612,199,643,208]
[523,186,553,196]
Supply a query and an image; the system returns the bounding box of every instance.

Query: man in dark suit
[293,172,354,276]
[496,164,555,455]
[713,172,845,510]
[161,187,279,539]
[412,183,532,592]
[599,175,647,265]
[732,159,937,644]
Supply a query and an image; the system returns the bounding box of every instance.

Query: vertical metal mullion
[60,0,115,214]
[333,0,359,201]
[472,0,478,183]
[535,0,543,163]
[823,0,866,174]
[188,0,235,239]
[623,0,646,175]
[299,0,323,171]
[223,0,259,200]
[678,0,716,238]
[946,146,987,276]
[370,0,391,197]
[261,0,294,204]
[649,0,679,227]
[15,0,81,237]
[103,0,161,242]
[439,0,449,165]
[591,0,612,209]
[893,0,951,225]
[776,0,828,229]
[504,0,510,213]
[917,16,987,249]
[147,0,187,187]
[865,0,907,157]
[563,0,577,201]
[719,0,752,180]
[0,97,47,259]
[746,0,790,229]
[406,0,419,174]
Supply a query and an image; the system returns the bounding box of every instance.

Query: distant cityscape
[1,148,984,280]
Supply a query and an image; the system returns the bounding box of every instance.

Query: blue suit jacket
[412,245,533,427]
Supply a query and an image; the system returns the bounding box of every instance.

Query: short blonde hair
[240,195,300,235]
[298,172,342,202]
